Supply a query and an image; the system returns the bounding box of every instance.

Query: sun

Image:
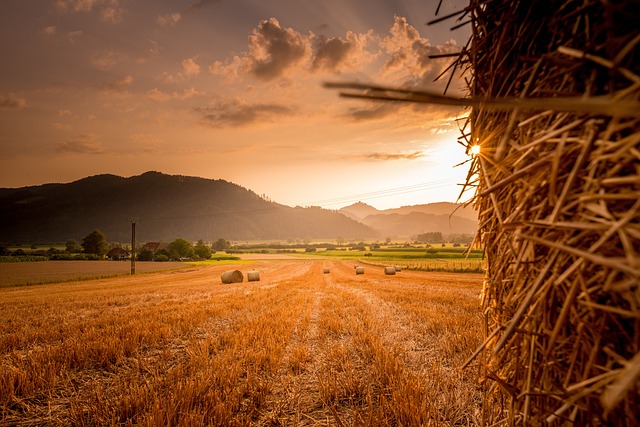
[470,145,481,156]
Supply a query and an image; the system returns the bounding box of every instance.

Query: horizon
[1,0,472,210]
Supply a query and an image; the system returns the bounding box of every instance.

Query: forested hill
[0,171,377,244]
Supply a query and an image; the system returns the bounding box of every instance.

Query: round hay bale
[384,266,396,275]
[394,265,402,272]
[355,267,364,275]
[221,269,243,284]
[323,268,330,274]
[247,270,260,282]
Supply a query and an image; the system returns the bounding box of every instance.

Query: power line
[141,178,460,222]
[298,179,455,207]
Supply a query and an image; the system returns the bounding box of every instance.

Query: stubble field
[0,261,484,426]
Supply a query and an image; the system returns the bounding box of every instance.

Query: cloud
[146,87,204,102]
[54,0,98,13]
[211,18,312,82]
[101,6,124,24]
[311,31,371,72]
[0,94,28,110]
[359,151,425,161]
[161,58,201,83]
[103,75,134,93]
[210,15,456,89]
[91,50,125,70]
[343,103,403,122]
[379,16,459,87]
[249,18,311,81]
[189,0,222,10]
[197,98,293,128]
[182,58,201,77]
[42,26,57,37]
[54,0,126,23]
[157,12,181,26]
[57,133,104,154]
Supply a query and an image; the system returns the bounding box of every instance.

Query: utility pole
[131,217,139,275]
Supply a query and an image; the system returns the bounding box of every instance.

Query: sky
[0,0,473,210]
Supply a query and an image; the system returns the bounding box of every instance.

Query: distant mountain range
[0,172,478,245]
[339,201,477,238]
[0,172,376,244]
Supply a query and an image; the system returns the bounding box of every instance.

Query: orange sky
[0,0,473,209]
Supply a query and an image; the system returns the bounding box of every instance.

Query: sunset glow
[0,0,471,209]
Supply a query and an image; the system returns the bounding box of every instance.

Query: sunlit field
[1,261,483,426]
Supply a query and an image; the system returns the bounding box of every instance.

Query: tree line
[0,229,231,262]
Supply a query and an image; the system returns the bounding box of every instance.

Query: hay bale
[384,266,396,275]
[394,266,401,272]
[220,269,243,284]
[355,267,364,275]
[453,1,640,424]
[247,270,260,282]
[323,268,330,274]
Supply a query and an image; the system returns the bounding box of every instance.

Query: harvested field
[0,260,483,426]
[0,261,186,288]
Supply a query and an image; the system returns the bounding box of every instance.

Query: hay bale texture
[247,271,260,282]
[355,267,364,275]
[220,270,243,284]
[323,268,330,274]
[455,1,640,424]
[384,266,396,275]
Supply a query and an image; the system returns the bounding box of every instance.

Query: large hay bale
[323,268,330,274]
[220,270,243,284]
[456,1,640,424]
[247,270,260,282]
[384,266,396,275]
[355,267,364,275]
[394,265,401,272]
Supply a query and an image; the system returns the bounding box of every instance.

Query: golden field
[0,261,483,426]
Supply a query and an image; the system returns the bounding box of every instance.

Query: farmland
[1,260,484,426]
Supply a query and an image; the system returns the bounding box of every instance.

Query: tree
[81,229,109,257]
[194,240,212,259]
[137,249,154,261]
[212,238,230,251]
[169,238,194,259]
[65,240,82,253]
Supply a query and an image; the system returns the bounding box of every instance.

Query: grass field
[0,260,483,426]
[0,261,187,288]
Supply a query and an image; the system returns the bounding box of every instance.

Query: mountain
[338,202,379,221]
[0,172,377,244]
[339,201,478,238]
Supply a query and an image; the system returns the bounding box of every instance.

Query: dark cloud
[249,18,310,81]
[197,99,292,128]
[360,151,425,161]
[56,133,104,154]
[0,94,27,110]
[344,103,401,122]
[189,0,222,10]
[311,36,352,72]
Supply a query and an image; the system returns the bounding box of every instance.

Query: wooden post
[131,218,137,275]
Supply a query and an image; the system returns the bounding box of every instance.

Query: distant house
[107,247,129,261]
[140,242,170,254]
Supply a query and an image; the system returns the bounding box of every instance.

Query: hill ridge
[0,172,376,244]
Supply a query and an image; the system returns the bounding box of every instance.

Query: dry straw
[329,0,639,424]
[458,1,640,424]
